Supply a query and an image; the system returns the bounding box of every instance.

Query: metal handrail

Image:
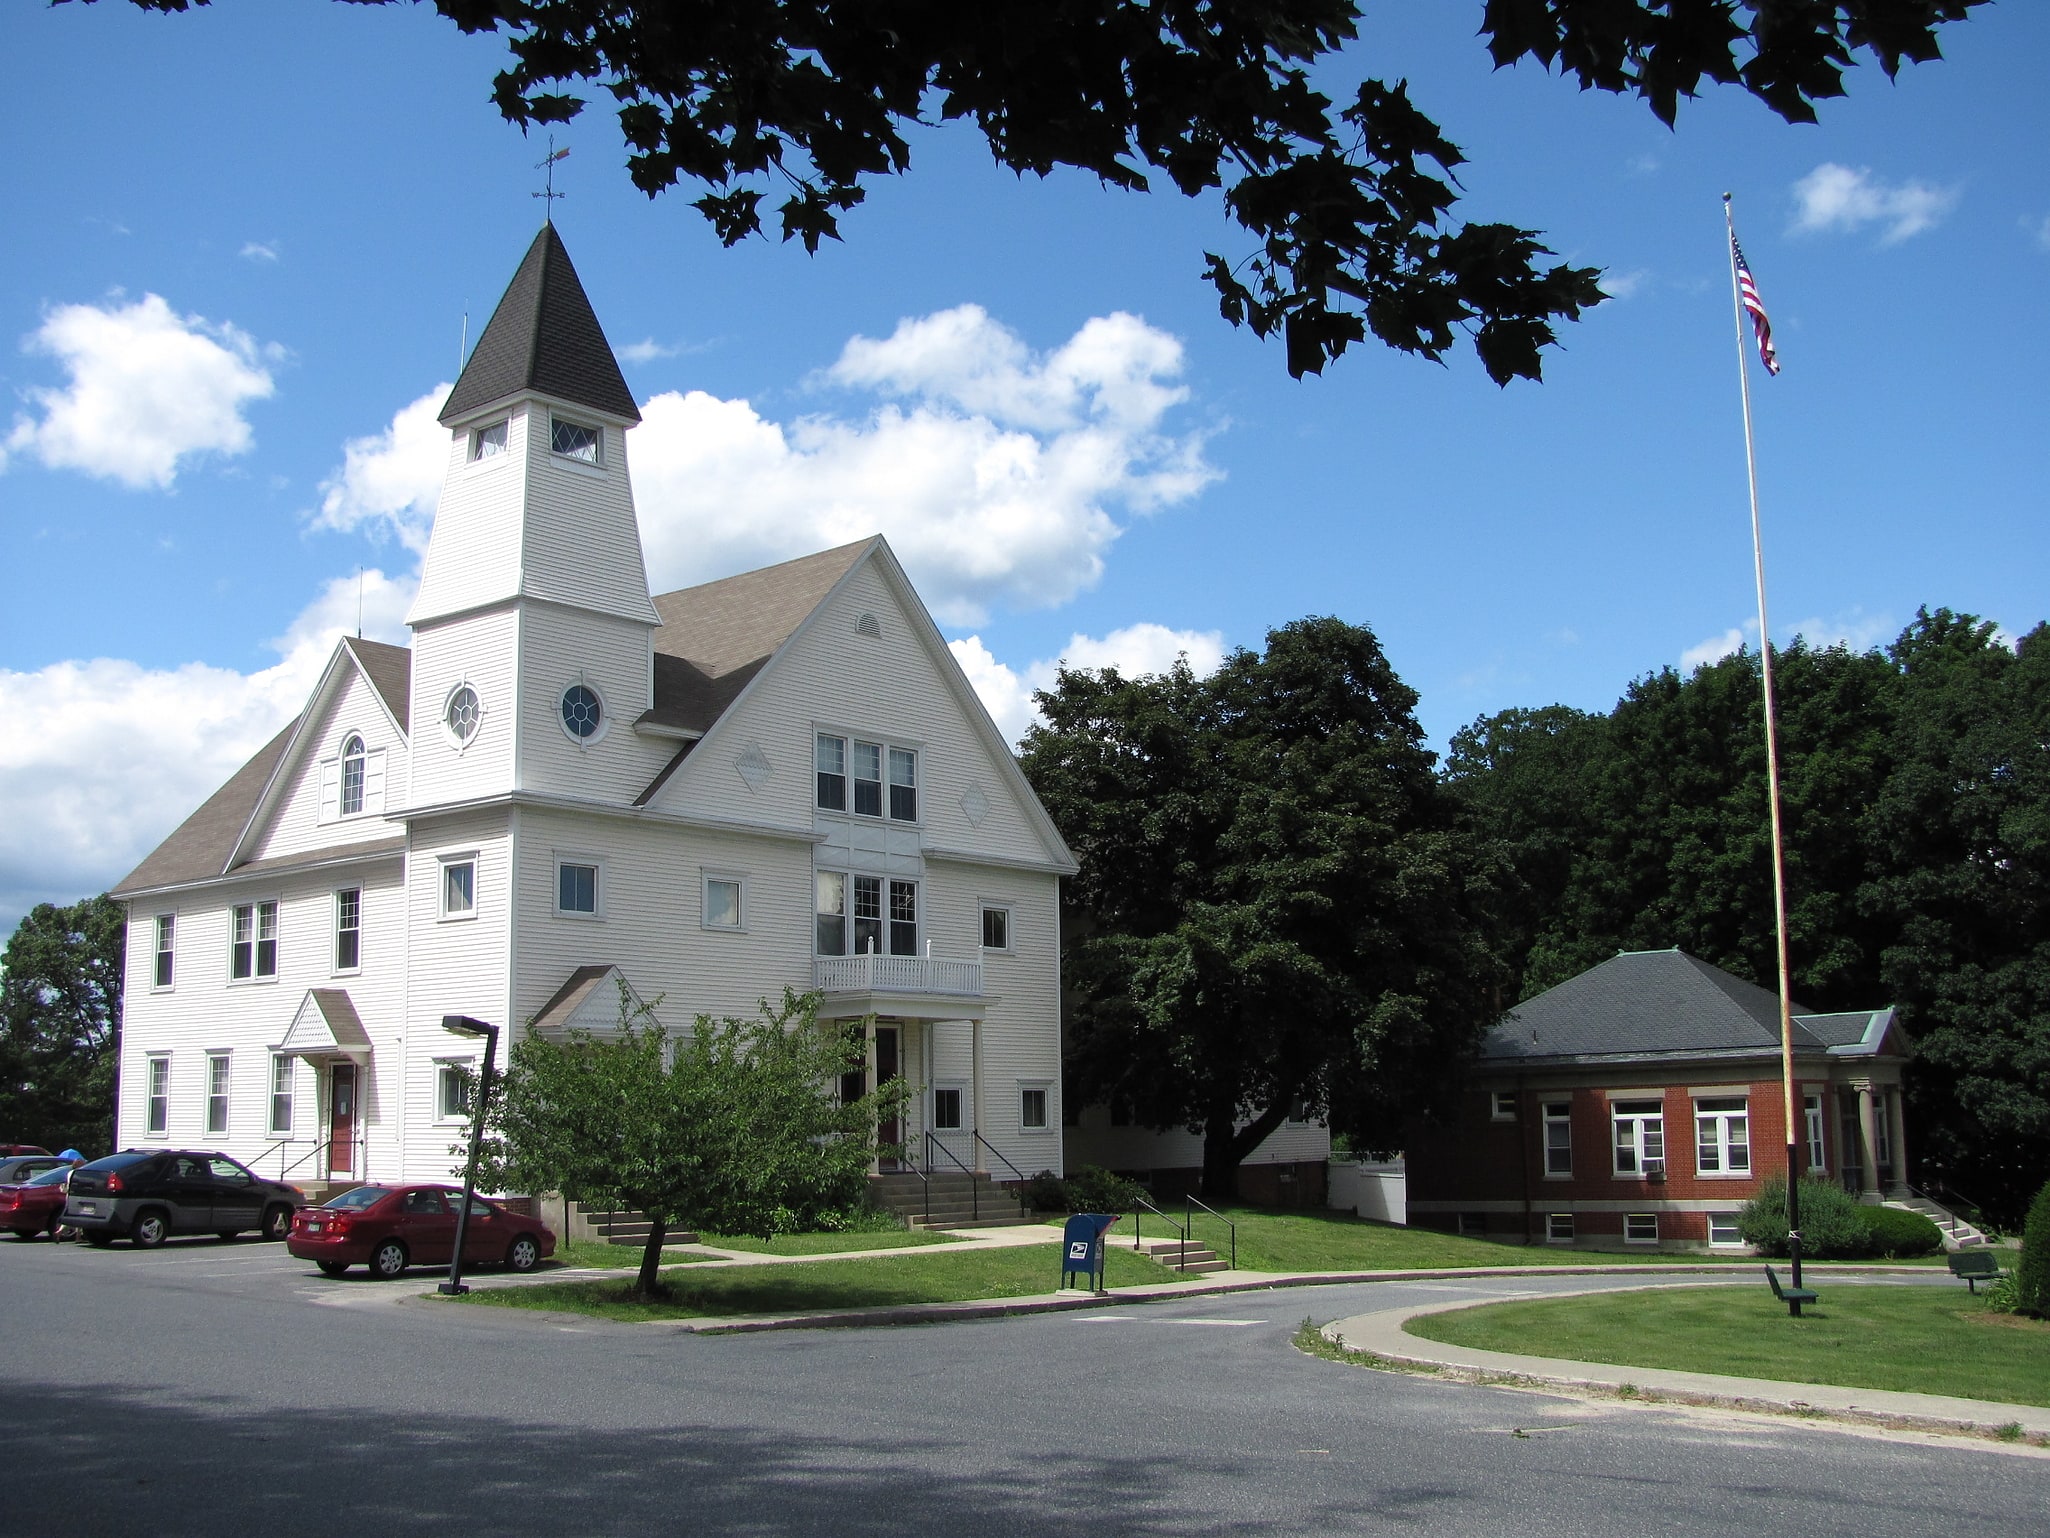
[972,1131,1027,1186]
[1133,1196,1189,1269]
[1185,1194,1236,1271]
[1906,1181,1986,1235]
[925,1130,981,1222]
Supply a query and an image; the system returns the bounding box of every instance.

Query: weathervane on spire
[533,136,570,220]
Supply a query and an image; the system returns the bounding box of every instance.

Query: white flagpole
[1723,192,1805,1300]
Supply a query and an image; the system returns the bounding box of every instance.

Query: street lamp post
[438,1014,499,1297]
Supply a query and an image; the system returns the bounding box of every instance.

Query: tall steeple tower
[408,226,664,809]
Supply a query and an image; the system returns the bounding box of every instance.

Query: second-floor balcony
[814,952,985,1015]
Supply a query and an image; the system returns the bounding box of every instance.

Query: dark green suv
[64,1150,303,1247]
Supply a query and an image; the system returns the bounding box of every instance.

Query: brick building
[1406,949,1912,1251]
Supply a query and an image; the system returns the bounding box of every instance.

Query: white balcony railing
[815,953,984,998]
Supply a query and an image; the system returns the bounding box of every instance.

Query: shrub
[2017,1178,2050,1318]
[1980,1272,2021,1315]
[1737,1174,1873,1258]
[1851,1203,1943,1259]
[1065,1164,1148,1215]
[1023,1169,1070,1212]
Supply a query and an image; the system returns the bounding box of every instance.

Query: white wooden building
[110,224,1077,1196]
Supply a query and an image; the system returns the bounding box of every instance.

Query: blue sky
[2,1,2045,934]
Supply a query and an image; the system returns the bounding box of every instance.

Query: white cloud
[949,623,1228,747]
[307,385,452,553]
[1601,269,1652,301]
[1785,609,1894,654]
[1789,164,1959,244]
[2031,215,2050,253]
[2,293,277,489]
[240,241,280,263]
[618,337,681,363]
[1680,625,1750,673]
[631,306,1217,625]
[0,569,415,936]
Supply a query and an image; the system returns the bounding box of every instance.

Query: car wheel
[261,1204,293,1241]
[505,1234,540,1272]
[85,1231,115,1248]
[315,1259,350,1277]
[370,1238,409,1279]
[11,1228,39,1239]
[131,1209,170,1248]
[217,1230,241,1242]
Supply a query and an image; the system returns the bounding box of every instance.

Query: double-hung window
[146,1056,171,1135]
[438,1062,474,1121]
[205,1053,231,1135]
[153,914,175,988]
[339,734,366,816]
[1542,1101,1572,1176]
[1693,1097,1751,1176]
[335,888,361,971]
[1611,1099,1665,1177]
[815,734,919,822]
[557,861,598,917]
[1804,1093,1826,1173]
[269,1055,295,1135]
[816,872,917,955]
[231,901,278,980]
[980,905,1011,951]
[442,857,477,919]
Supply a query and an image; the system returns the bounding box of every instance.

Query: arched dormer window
[339,734,366,816]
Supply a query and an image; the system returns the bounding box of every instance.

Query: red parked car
[3,1166,75,1238]
[287,1184,554,1278]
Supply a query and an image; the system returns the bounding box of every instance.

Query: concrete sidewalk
[1321,1283,2050,1443]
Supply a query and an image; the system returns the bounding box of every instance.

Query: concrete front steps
[1137,1235,1230,1276]
[573,1206,700,1248]
[871,1171,1039,1231]
[1884,1196,1989,1251]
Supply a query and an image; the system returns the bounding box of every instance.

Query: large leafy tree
[1022,617,1510,1198]
[0,895,125,1154]
[479,987,898,1296]
[83,0,1983,378]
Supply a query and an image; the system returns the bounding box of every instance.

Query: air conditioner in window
[1644,1160,1666,1182]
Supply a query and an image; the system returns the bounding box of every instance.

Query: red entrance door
[329,1063,357,1178]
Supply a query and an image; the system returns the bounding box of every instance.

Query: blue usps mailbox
[1061,1213,1118,1293]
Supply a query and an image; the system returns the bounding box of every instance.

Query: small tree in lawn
[482,986,899,1298]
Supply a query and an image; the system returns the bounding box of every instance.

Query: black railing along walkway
[1132,1196,1189,1269]
[924,1130,981,1222]
[1185,1194,1236,1271]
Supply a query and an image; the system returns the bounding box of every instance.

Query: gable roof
[1482,949,1848,1064]
[347,636,410,731]
[530,964,661,1036]
[638,540,873,736]
[439,222,640,427]
[274,988,373,1061]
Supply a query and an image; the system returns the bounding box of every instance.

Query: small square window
[438,1062,476,1121]
[981,906,1011,951]
[703,876,742,930]
[442,859,476,919]
[1490,1091,1517,1120]
[1020,1087,1049,1130]
[1546,1213,1575,1244]
[550,417,599,463]
[932,1088,962,1131]
[471,420,508,460]
[1707,1212,1743,1246]
[557,862,598,916]
[1624,1213,1659,1244]
[1457,1212,1488,1237]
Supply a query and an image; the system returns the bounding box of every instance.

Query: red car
[287,1184,554,1279]
[2,1166,74,1238]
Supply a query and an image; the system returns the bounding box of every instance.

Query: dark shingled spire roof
[439,223,640,426]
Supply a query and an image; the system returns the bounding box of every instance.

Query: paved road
[2,1235,2041,1537]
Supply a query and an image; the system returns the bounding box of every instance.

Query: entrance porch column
[970,1016,985,1175]
[1854,1084,1882,1200]
[863,1022,879,1174]
[1886,1085,1910,1195]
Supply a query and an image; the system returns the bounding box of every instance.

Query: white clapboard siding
[248,665,408,863]
[515,604,672,805]
[408,605,520,811]
[518,419,661,623]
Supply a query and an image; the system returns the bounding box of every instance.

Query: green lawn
[550,1239,721,1270]
[697,1228,959,1255]
[1405,1284,2050,1408]
[456,1242,1186,1320]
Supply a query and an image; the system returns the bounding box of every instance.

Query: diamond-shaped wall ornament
[735,742,773,792]
[959,783,991,827]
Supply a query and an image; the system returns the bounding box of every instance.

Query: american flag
[1731,235,1780,376]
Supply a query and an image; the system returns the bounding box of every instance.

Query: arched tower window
[339,734,366,816]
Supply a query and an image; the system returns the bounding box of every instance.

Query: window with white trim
[1693,1097,1751,1176]
[814,734,919,822]
[1490,1091,1517,1121]
[1611,1099,1665,1177]
[205,1053,231,1135]
[556,861,599,917]
[269,1055,295,1135]
[1542,1100,1572,1176]
[153,913,175,989]
[438,1061,476,1121]
[550,416,599,463]
[931,1087,963,1131]
[1019,1084,1050,1131]
[335,888,361,972]
[1545,1212,1574,1243]
[1624,1213,1659,1244]
[441,857,476,919]
[815,871,917,955]
[702,873,743,931]
[230,901,278,981]
[146,1055,170,1135]
[559,683,605,743]
[443,683,481,748]
[470,420,508,460]
[1706,1212,1743,1246]
[1804,1093,1826,1174]
[340,733,366,816]
[980,905,1011,951]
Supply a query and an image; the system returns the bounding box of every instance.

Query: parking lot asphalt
[4,1233,2044,1538]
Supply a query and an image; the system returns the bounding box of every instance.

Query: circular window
[444,685,481,746]
[560,683,603,740]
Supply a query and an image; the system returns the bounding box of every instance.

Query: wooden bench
[1947,1250,2010,1294]
[1765,1264,1819,1316]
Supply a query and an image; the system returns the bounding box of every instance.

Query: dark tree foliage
[1448,609,2050,1223]
[0,895,125,1154]
[82,0,1983,379]
[1021,617,1510,1198]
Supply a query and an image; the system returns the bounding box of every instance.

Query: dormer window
[339,734,366,816]
[470,421,508,460]
[550,417,600,464]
